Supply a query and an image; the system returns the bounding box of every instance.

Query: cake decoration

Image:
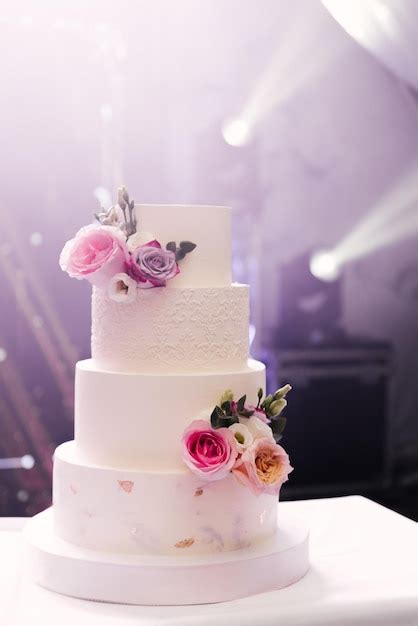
[59,186,196,300]
[174,538,195,548]
[181,385,293,496]
[118,480,134,493]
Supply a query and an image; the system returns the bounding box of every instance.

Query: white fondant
[25,506,310,604]
[133,204,231,288]
[91,284,249,373]
[53,441,277,556]
[75,358,266,470]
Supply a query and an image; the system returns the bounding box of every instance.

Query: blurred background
[1,0,418,519]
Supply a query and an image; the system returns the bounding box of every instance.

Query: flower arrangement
[59,186,196,302]
[181,385,293,496]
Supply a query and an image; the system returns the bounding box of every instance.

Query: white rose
[239,415,274,441]
[229,422,254,452]
[126,231,156,252]
[108,272,137,303]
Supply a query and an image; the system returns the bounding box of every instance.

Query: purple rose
[127,240,180,287]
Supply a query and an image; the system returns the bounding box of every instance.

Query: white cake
[52,192,293,558]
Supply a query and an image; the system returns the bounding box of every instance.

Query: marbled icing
[53,441,278,555]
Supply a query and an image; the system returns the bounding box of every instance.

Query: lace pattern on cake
[91,285,249,372]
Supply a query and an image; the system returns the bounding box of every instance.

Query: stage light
[0,454,35,469]
[29,232,43,246]
[221,118,251,147]
[17,489,29,502]
[21,454,35,469]
[310,249,340,282]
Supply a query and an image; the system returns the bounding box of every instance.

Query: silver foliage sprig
[95,185,137,238]
[117,185,136,237]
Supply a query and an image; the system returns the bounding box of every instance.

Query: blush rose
[181,419,239,481]
[59,225,128,288]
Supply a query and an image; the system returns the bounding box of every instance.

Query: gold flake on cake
[175,538,195,548]
[194,488,204,497]
[118,480,134,493]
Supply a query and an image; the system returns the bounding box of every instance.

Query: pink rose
[233,438,293,496]
[127,240,179,287]
[59,225,128,288]
[181,419,239,481]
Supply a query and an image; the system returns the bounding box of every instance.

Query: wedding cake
[25,188,308,604]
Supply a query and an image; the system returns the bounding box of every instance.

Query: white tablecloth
[1,496,417,626]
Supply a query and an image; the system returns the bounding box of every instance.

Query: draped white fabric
[1,496,417,626]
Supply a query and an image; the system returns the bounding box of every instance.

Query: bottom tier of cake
[53,441,278,556]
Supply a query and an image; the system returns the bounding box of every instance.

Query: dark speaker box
[266,343,392,492]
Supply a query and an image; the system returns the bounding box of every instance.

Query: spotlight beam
[334,163,418,264]
[334,200,418,265]
[310,161,418,277]
[234,5,347,135]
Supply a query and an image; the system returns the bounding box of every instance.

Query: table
[1,496,417,626]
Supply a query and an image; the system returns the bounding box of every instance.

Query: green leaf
[166,241,176,253]
[238,409,254,418]
[221,400,232,414]
[175,249,186,261]
[210,405,225,428]
[217,415,239,428]
[179,241,197,253]
[270,417,287,442]
[237,395,246,412]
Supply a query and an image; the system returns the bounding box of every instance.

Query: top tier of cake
[133,204,231,288]
[90,204,250,374]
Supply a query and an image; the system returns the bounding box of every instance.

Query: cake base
[24,506,309,605]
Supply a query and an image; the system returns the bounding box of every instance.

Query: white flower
[229,422,254,452]
[239,415,274,441]
[126,231,156,252]
[108,272,137,303]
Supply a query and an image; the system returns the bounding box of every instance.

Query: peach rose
[233,437,293,496]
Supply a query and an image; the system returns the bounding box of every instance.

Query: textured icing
[134,204,231,288]
[75,358,266,471]
[91,284,249,373]
[53,441,277,555]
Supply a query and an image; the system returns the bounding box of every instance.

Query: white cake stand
[24,506,309,605]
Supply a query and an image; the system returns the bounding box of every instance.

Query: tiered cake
[25,189,309,604]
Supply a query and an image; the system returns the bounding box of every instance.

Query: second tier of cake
[91,284,249,373]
